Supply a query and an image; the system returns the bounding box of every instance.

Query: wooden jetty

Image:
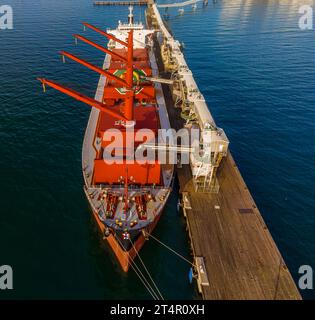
[146,3,301,300]
[177,156,302,299]
[94,0,148,6]
[161,61,301,300]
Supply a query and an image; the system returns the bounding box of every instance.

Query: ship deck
[82,20,174,253]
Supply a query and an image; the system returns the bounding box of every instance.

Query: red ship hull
[80,23,173,272]
[38,13,173,273]
[90,205,162,272]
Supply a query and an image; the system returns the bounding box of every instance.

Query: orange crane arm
[124,30,134,121]
[60,51,127,87]
[83,22,128,47]
[126,30,134,89]
[37,78,127,122]
[73,34,127,62]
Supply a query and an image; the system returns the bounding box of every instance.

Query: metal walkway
[94,1,148,6]
[157,0,203,8]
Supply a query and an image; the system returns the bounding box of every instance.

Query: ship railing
[89,184,168,190]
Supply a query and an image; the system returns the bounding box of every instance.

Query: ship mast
[123,8,134,213]
[125,29,134,122]
[128,5,134,25]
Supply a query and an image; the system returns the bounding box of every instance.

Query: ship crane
[38,78,129,122]
[38,25,135,123]
[38,22,171,123]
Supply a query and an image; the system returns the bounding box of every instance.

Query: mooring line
[128,259,159,300]
[115,234,160,300]
[146,232,196,267]
[129,238,164,300]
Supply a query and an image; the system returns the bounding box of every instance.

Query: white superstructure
[107,6,153,49]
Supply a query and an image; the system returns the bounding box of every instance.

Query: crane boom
[83,22,128,47]
[37,78,128,122]
[73,34,128,62]
[60,51,127,87]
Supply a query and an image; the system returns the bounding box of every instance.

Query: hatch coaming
[92,45,162,187]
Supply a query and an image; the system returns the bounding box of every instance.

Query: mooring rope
[115,234,160,300]
[146,232,196,267]
[128,258,159,300]
[129,238,164,300]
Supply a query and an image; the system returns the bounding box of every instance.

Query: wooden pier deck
[150,29,301,299]
[168,92,301,299]
[177,157,301,299]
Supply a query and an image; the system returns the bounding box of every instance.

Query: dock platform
[165,80,301,299]
[147,4,301,299]
[161,73,301,298]
[177,157,301,299]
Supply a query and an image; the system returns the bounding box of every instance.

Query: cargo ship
[38,6,174,272]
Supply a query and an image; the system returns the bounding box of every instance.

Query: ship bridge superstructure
[108,6,153,49]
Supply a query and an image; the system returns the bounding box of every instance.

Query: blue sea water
[0,0,314,299]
